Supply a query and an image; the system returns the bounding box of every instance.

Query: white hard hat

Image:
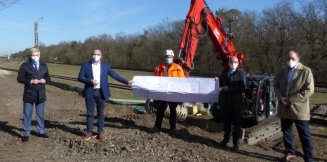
[164,49,174,57]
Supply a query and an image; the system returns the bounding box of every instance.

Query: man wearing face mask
[78,49,133,141]
[152,49,185,133]
[219,56,246,151]
[17,48,51,142]
[275,50,314,162]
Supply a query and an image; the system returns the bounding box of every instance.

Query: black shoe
[219,140,228,147]
[22,136,29,142]
[231,145,240,152]
[150,127,161,133]
[38,133,49,138]
[169,128,176,135]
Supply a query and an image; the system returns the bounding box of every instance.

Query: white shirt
[92,62,101,89]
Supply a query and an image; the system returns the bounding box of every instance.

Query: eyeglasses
[92,53,101,56]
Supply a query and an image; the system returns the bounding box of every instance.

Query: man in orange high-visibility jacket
[153,49,184,133]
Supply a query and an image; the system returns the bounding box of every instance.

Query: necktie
[33,62,39,70]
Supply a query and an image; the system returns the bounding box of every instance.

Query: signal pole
[34,17,43,49]
[34,21,38,48]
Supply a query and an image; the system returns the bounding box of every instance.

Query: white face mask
[92,55,101,62]
[31,56,40,62]
[165,57,173,64]
[288,59,297,68]
[229,63,238,70]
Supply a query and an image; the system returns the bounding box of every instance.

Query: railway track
[0,67,132,91]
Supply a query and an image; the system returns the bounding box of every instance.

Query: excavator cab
[210,74,278,124]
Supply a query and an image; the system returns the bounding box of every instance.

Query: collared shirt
[286,64,298,97]
[92,62,101,89]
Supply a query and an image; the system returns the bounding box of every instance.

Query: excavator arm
[178,0,245,76]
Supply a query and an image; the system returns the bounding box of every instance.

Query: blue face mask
[165,58,173,64]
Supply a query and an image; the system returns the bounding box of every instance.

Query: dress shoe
[169,128,176,135]
[22,136,29,142]
[231,145,240,152]
[219,140,228,147]
[150,127,161,133]
[284,153,296,162]
[38,133,49,138]
[83,133,92,141]
[98,132,105,141]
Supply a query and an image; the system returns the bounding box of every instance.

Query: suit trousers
[281,119,314,162]
[85,90,105,133]
[23,102,45,136]
[222,110,242,146]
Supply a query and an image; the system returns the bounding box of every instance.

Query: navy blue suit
[78,60,128,99]
[17,59,51,103]
[17,58,51,136]
[78,60,128,133]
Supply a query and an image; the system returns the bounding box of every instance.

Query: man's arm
[17,64,31,85]
[108,65,128,85]
[78,64,92,85]
[289,68,314,103]
[43,64,51,83]
[274,70,283,99]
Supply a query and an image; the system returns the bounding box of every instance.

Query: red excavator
[177,0,277,123]
[177,0,244,76]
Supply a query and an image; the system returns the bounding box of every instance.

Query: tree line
[12,0,327,82]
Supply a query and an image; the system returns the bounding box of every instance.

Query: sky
[0,0,284,55]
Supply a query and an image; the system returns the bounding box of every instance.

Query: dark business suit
[17,58,51,136]
[78,60,128,133]
[219,68,246,147]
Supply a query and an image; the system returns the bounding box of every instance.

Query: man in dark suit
[78,49,132,141]
[17,48,51,142]
[219,56,246,151]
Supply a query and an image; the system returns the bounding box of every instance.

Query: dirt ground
[0,71,326,162]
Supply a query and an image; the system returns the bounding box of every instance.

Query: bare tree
[0,0,19,11]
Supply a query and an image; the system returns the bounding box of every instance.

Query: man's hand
[39,79,46,84]
[280,97,292,106]
[283,98,292,106]
[214,77,219,80]
[91,80,99,85]
[31,79,40,84]
[128,80,133,86]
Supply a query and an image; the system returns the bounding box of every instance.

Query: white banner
[132,76,219,103]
